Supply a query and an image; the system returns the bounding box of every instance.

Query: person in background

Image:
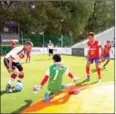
[26,38,32,63]
[48,40,54,58]
[12,42,16,49]
[101,41,113,69]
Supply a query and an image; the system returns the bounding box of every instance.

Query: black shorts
[49,49,53,54]
[4,58,23,71]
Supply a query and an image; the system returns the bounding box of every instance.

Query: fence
[20,33,72,47]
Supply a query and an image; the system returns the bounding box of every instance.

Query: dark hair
[88,32,94,37]
[26,41,33,46]
[52,54,61,62]
[107,40,110,43]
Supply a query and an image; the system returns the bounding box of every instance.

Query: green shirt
[45,62,69,92]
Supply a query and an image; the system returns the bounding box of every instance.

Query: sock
[96,68,101,79]
[29,56,30,62]
[17,74,24,82]
[26,57,28,62]
[8,74,17,86]
[86,66,90,78]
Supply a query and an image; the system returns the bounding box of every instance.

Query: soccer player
[26,39,32,63]
[4,41,33,93]
[85,32,103,82]
[101,41,113,69]
[33,54,78,95]
[11,42,16,49]
[48,40,54,57]
[25,50,31,63]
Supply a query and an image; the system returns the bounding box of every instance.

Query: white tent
[71,27,114,48]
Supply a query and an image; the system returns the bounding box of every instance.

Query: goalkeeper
[33,54,78,95]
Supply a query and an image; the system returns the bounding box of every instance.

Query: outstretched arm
[40,75,49,86]
[65,67,78,83]
[33,69,49,93]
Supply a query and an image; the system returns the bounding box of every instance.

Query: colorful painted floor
[21,82,114,113]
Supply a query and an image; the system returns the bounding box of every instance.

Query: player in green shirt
[33,54,78,95]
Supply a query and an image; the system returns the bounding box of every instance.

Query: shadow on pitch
[21,58,50,64]
[34,58,51,62]
[11,100,32,114]
[91,68,106,73]
[75,80,98,87]
[22,92,71,113]
[0,90,20,96]
[1,87,21,96]
[22,81,98,113]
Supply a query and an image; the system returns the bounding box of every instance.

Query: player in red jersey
[4,41,33,93]
[11,42,16,49]
[85,32,103,82]
[26,39,32,63]
[101,41,112,69]
[26,51,31,63]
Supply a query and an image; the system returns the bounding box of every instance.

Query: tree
[0,1,114,43]
[85,0,114,33]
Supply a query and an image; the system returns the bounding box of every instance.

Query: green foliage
[0,0,114,42]
[85,0,114,33]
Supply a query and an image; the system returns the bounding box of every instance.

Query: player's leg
[85,58,92,81]
[49,49,50,57]
[100,56,105,63]
[95,58,101,82]
[6,68,19,93]
[28,55,31,62]
[16,63,24,83]
[51,49,53,56]
[103,56,110,68]
[4,58,19,92]
[26,54,29,63]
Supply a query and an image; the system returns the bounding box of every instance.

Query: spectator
[11,42,16,49]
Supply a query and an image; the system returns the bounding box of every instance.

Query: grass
[1,55,114,113]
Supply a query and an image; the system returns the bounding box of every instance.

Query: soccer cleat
[83,77,90,82]
[5,84,12,93]
[44,92,50,102]
[97,79,102,83]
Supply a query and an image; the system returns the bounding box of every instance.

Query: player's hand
[101,56,104,62]
[8,68,12,73]
[33,85,42,93]
[72,77,79,83]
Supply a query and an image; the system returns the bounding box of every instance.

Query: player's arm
[86,43,89,59]
[65,67,78,83]
[33,68,50,93]
[99,42,104,58]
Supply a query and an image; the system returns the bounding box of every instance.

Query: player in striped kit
[4,41,33,93]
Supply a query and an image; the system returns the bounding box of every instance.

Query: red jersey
[87,40,101,58]
[103,45,111,56]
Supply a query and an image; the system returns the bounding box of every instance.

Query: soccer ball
[15,82,24,92]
